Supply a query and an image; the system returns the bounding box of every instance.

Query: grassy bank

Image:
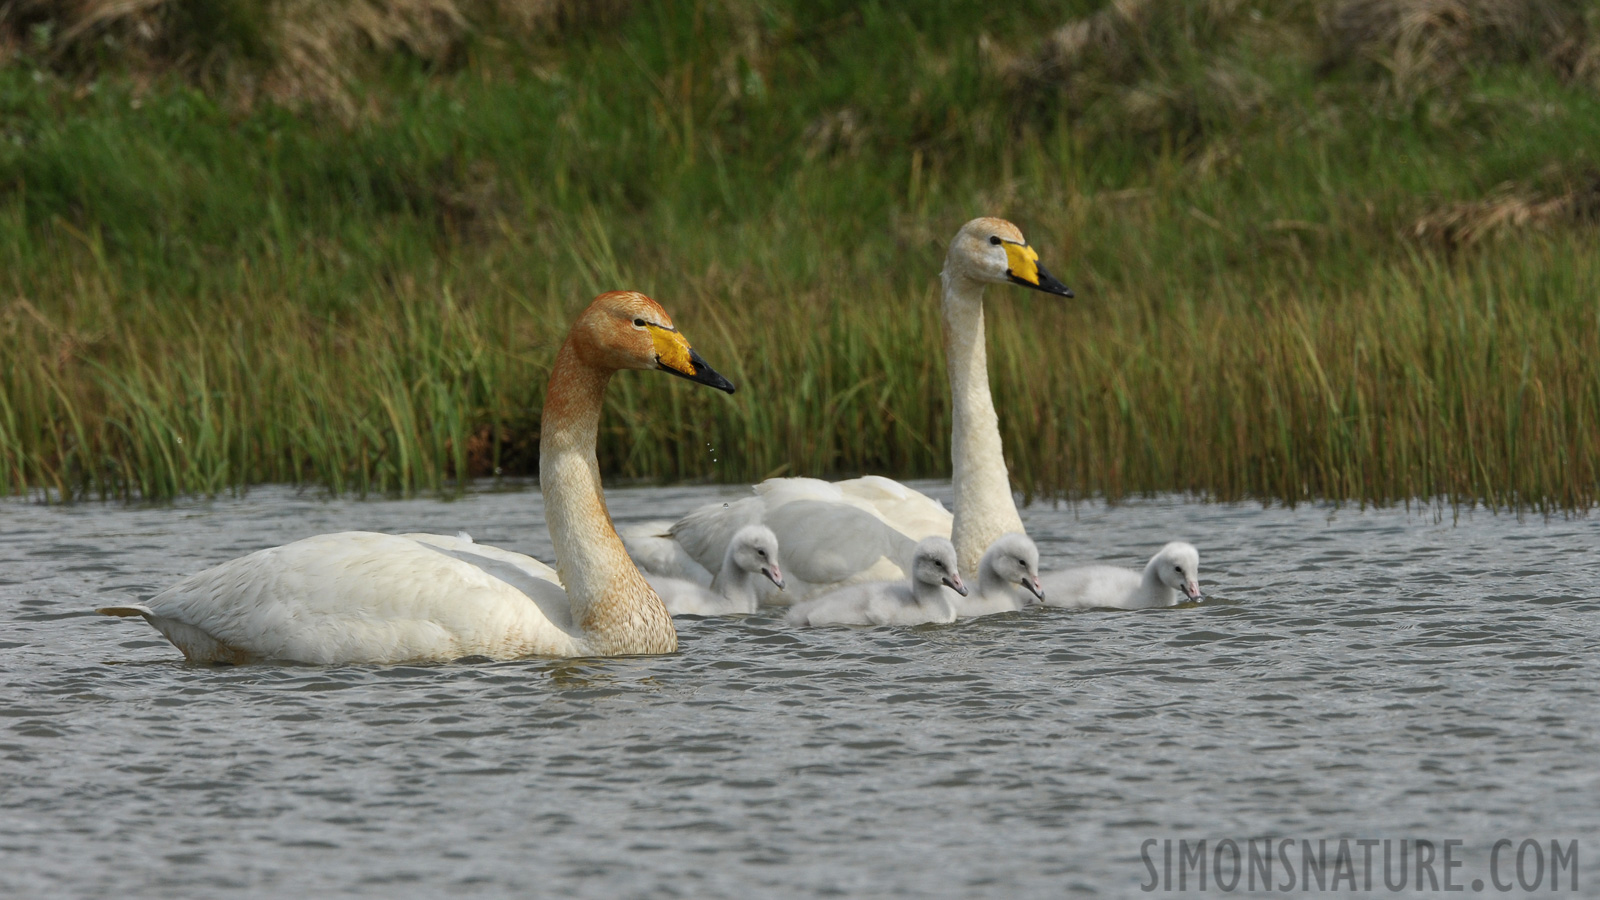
[1,0,1598,506]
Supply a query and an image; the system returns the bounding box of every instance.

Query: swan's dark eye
[1174,566,1185,576]
[988,235,1002,246]
[757,549,767,558]
[633,318,647,327]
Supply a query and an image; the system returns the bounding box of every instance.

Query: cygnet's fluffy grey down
[1039,541,1202,610]
[954,532,1044,618]
[784,537,967,627]
[648,525,783,617]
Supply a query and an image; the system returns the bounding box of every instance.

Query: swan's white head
[911,537,967,596]
[942,217,1074,297]
[728,524,784,590]
[981,532,1043,603]
[1150,542,1202,602]
[569,291,735,392]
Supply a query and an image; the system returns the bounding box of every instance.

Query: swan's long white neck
[941,270,1026,575]
[540,341,677,655]
[709,547,760,612]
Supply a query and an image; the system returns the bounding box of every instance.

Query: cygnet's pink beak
[1022,576,1044,603]
[1182,580,1202,602]
[943,573,968,597]
[763,565,785,591]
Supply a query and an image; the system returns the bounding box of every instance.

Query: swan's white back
[118,532,579,663]
[664,477,950,601]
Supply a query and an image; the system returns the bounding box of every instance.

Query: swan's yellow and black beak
[650,325,736,394]
[1003,241,1074,298]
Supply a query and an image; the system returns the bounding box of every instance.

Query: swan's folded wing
[622,521,714,586]
[763,500,918,588]
[401,533,562,585]
[835,476,953,539]
[668,478,945,595]
[756,476,952,540]
[145,533,580,663]
[669,495,764,572]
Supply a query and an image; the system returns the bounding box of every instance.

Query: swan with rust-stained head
[97,291,736,664]
[1040,542,1203,610]
[634,218,1073,599]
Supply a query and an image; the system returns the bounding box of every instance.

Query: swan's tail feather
[98,604,154,618]
[97,605,255,663]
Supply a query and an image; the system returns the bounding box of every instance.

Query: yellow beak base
[1003,242,1041,286]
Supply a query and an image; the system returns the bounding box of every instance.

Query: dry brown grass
[979,0,1276,144]
[1322,0,1600,98]
[0,0,627,113]
[1413,173,1600,247]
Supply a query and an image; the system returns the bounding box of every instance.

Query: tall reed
[0,0,1597,507]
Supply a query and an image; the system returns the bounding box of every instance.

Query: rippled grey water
[3,483,1598,897]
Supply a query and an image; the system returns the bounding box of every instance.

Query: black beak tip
[666,348,737,394]
[1009,266,1074,299]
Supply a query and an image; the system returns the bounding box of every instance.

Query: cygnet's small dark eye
[757,549,767,558]
[988,235,1002,246]
[633,318,647,327]
[1174,566,1185,575]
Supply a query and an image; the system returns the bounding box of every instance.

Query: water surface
[3,484,1597,896]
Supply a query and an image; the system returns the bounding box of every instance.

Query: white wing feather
[125,532,583,663]
[620,521,714,586]
[667,477,952,600]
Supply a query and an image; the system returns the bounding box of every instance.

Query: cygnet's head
[911,537,967,596]
[1151,542,1202,602]
[981,533,1043,603]
[728,524,784,590]
[942,217,1074,298]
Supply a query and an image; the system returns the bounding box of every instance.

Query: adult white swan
[630,217,1073,597]
[98,291,736,664]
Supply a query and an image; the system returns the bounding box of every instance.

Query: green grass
[1,0,1598,507]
